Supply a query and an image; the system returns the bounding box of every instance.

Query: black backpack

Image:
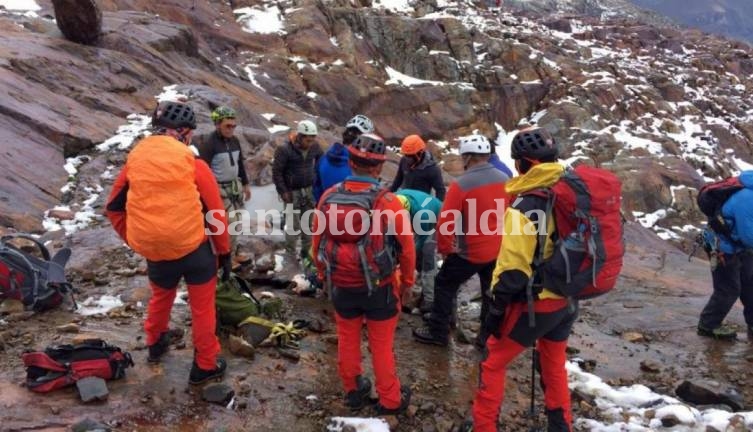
[0,234,75,312]
[696,177,744,236]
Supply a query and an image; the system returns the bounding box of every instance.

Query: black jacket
[390,152,446,200]
[272,138,323,194]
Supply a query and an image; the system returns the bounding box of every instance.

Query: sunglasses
[223,124,237,129]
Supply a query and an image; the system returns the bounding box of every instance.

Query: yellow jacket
[491,162,566,302]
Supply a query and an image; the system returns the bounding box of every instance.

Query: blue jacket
[313,142,352,203]
[715,170,753,253]
[396,189,442,250]
[489,153,514,178]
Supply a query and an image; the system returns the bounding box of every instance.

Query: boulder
[52,0,102,45]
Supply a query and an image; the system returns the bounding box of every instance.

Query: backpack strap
[1,234,51,261]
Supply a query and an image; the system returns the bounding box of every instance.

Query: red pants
[335,313,402,409]
[472,300,574,432]
[144,278,221,370]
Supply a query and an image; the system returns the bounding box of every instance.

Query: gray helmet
[345,114,375,134]
[152,101,197,130]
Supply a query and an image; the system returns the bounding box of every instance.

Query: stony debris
[76,376,109,403]
[201,383,235,406]
[71,418,111,432]
[228,335,256,360]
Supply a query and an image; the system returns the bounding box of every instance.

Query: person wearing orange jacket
[312,133,415,414]
[413,135,509,347]
[106,101,231,385]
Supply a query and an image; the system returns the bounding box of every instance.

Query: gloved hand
[482,306,505,340]
[281,191,293,204]
[219,253,232,282]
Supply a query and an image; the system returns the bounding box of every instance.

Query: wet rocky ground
[0,223,752,432]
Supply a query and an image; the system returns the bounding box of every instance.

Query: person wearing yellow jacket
[466,128,576,432]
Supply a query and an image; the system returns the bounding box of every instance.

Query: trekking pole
[528,349,543,432]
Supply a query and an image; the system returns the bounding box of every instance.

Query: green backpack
[215,274,260,327]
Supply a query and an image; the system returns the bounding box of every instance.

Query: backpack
[317,183,399,295]
[533,165,624,300]
[0,234,75,312]
[696,176,744,236]
[22,339,133,393]
[215,274,261,327]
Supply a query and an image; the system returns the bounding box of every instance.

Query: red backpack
[534,165,624,300]
[22,339,133,393]
[316,183,399,295]
[696,176,743,236]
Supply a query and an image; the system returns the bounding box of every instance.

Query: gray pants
[219,179,244,255]
[699,250,753,329]
[413,234,438,305]
[284,188,315,260]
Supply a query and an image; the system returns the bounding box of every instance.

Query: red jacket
[312,177,416,289]
[437,163,509,264]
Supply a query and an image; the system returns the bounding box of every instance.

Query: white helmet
[458,134,491,155]
[345,114,375,134]
[297,120,318,136]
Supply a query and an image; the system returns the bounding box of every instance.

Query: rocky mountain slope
[0,0,751,246]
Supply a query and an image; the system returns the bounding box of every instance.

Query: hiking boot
[375,385,411,415]
[345,375,373,411]
[697,324,737,340]
[147,331,170,363]
[412,326,448,346]
[419,301,433,314]
[189,358,227,385]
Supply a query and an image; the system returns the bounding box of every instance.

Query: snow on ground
[95,114,152,152]
[0,0,39,11]
[76,295,124,316]
[327,417,390,432]
[372,0,413,13]
[235,5,286,35]
[569,361,753,431]
[268,124,291,134]
[384,66,473,89]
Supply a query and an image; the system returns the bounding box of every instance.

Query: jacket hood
[505,162,565,195]
[414,151,437,170]
[325,142,349,166]
[740,170,753,188]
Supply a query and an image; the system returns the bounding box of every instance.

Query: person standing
[395,189,442,313]
[106,101,229,384]
[195,106,251,263]
[390,134,446,200]
[467,127,576,432]
[313,114,375,203]
[312,133,415,414]
[697,172,753,340]
[272,120,323,263]
[412,135,509,347]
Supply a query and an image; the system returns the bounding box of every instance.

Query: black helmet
[348,133,387,166]
[152,101,197,130]
[511,128,559,161]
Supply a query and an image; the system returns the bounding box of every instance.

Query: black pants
[147,241,216,288]
[331,285,399,321]
[428,254,494,336]
[699,250,753,329]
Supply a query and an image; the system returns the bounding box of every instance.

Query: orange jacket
[312,177,416,289]
[106,135,230,261]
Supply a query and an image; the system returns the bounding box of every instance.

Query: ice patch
[274,254,284,272]
[372,0,413,13]
[569,361,753,430]
[268,124,290,134]
[327,417,390,432]
[0,0,39,11]
[235,6,285,35]
[384,66,473,89]
[174,289,188,305]
[244,65,265,91]
[156,84,188,103]
[77,295,124,316]
[261,113,276,121]
[96,114,152,152]
[306,92,318,99]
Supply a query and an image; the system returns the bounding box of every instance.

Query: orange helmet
[400,135,426,155]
